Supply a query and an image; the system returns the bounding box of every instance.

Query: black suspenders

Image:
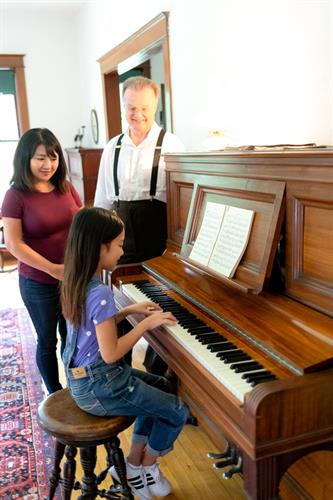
[149,129,166,197]
[113,133,124,198]
[113,129,166,199]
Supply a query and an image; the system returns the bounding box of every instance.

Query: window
[0,69,20,140]
[0,55,29,203]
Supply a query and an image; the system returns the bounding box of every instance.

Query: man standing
[94,76,185,264]
[94,76,185,373]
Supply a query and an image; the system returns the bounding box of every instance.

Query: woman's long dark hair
[61,207,124,327]
[11,128,68,192]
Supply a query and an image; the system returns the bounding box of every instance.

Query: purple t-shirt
[69,279,118,367]
[1,181,82,284]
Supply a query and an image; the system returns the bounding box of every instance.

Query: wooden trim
[0,54,30,133]
[98,13,168,72]
[98,12,173,141]
[103,71,121,140]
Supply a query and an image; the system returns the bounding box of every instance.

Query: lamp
[202,130,229,151]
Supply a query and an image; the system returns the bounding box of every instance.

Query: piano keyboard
[122,280,278,403]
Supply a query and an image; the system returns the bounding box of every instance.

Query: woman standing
[1,128,82,393]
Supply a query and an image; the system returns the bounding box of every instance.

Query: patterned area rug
[0,307,59,499]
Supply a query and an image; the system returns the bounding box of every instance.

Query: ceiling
[1,0,86,13]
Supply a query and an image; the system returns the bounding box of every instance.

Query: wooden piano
[110,150,333,499]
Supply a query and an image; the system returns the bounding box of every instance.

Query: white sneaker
[109,460,152,500]
[143,462,172,497]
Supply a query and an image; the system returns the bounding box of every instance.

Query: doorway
[98,12,172,141]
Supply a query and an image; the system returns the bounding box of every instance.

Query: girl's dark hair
[11,128,68,192]
[61,207,124,327]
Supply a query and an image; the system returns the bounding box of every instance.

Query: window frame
[0,54,30,134]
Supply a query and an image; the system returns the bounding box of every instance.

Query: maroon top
[1,181,82,284]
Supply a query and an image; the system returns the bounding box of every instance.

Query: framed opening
[98,12,172,140]
[0,54,29,203]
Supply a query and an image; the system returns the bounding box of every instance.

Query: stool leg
[106,438,134,500]
[48,440,65,499]
[78,446,98,499]
[62,445,77,500]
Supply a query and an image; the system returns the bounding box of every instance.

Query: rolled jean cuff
[131,432,148,446]
[131,433,173,457]
[146,443,173,457]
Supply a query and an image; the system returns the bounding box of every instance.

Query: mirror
[90,109,99,144]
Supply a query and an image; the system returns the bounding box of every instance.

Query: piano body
[110,150,333,499]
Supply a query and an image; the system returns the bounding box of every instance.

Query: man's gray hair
[122,76,160,100]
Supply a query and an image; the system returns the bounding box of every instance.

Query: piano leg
[243,455,281,500]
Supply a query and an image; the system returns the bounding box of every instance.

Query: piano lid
[179,176,285,294]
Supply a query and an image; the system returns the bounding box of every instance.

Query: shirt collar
[123,122,161,147]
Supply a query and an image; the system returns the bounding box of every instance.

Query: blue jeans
[66,357,189,456]
[19,275,66,394]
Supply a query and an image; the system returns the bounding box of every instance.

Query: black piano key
[208,342,237,353]
[196,334,227,344]
[173,313,196,320]
[187,326,216,334]
[216,349,243,358]
[243,371,274,383]
[251,375,277,386]
[219,352,251,362]
[198,334,224,344]
[194,330,220,337]
[202,338,229,346]
[163,306,187,311]
[179,320,206,328]
[179,324,203,330]
[230,361,263,373]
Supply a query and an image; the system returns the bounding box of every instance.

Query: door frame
[98,12,172,140]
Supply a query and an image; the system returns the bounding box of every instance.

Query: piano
[109,150,333,499]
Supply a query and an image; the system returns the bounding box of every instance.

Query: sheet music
[209,206,254,277]
[189,202,226,266]
[189,202,254,277]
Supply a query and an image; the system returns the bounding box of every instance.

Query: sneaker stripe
[145,473,156,485]
[128,477,146,490]
[128,475,142,482]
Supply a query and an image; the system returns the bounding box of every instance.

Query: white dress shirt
[94,122,185,208]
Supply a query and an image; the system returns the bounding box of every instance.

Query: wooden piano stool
[37,388,135,500]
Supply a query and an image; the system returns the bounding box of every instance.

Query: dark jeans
[19,275,66,394]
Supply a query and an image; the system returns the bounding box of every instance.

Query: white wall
[1,0,332,151]
[76,0,333,150]
[170,0,333,149]
[0,2,83,149]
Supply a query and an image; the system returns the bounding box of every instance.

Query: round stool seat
[38,388,135,447]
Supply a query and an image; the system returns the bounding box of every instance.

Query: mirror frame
[90,109,99,144]
[98,12,172,140]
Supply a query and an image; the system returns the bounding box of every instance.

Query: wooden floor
[1,260,330,499]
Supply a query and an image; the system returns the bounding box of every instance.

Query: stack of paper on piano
[189,201,255,278]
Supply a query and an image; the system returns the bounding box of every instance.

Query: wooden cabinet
[66,148,103,206]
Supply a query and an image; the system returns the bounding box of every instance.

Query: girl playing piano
[61,207,188,500]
